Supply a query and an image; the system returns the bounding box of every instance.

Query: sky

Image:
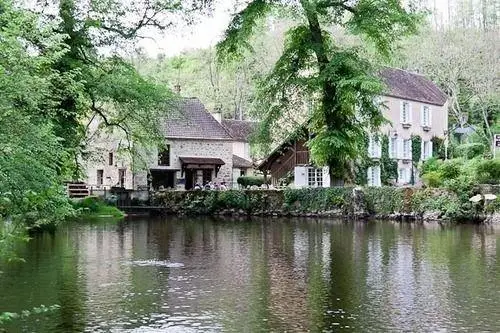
[136,0,235,57]
[136,0,450,57]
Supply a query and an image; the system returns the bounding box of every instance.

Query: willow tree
[217,0,421,183]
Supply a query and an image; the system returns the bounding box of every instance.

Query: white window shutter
[429,141,433,158]
[398,138,404,159]
[409,103,413,124]
[429,107,432,127]
[377,138,382,158]
[375,166,381,187]
[408,139,413,159]
[322,167,330,188]
[400,102,404,123]
[420,106,424,126]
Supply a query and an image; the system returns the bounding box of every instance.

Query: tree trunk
[300,0,342,187]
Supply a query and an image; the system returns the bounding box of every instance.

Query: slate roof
[380,68,448,106]
[232,155,253,168]
[165,98,233,140]
[221,119,257,142]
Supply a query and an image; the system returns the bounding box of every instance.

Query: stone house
[84,98,238,191]
[258,68,449,188]
[220,118,256,187]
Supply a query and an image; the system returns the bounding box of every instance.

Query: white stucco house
[258,68,449,188]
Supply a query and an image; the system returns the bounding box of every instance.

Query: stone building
[84,98,238,191]
[258,68,449,188]
[221,119,256,187]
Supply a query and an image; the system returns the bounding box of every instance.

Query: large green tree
[217,0,421,183]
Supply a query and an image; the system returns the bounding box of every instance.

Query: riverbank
[151,186,500,223]
[72,196,125,220]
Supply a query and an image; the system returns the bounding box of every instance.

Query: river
[0,217,499,332]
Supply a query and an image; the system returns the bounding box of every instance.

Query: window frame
[158,144,171,166]
[307,167,323,187]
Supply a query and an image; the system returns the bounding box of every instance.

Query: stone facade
[147,138,234,188]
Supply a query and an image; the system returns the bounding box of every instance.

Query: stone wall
[150,186,500,223]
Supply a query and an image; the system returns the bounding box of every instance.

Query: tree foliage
[0,0,211,258]
[217,0,421,182]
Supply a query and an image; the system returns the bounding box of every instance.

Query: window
[389,137,398,159]
[422,140,433,160]
[307,167,323,187]
[240,170,246,177]
[400,101,411,125]
[158,145,171,166]
[368,135,382,158]
[108,152,114,166]
[202,169,212,184]
[422,106,431,127]
[97,169,103,186]
[403,139,411,159]
[367,166,381,187]
[398,168,410,184]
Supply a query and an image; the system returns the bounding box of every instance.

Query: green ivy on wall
[411,135,422,185]
[381,135,398,185]
[431,136,445,159]
[355,134,398,186]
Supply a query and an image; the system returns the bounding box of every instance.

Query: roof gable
[165,98,233,140]
[380,68,447,106]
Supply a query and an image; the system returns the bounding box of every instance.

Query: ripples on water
[0,218,499,332]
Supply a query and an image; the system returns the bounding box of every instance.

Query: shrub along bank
[152,186,500,223]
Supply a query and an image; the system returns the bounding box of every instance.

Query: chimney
[174,84,181,94]
[213,112,222,123]
[212,104,222,123]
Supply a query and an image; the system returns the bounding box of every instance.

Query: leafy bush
[422,171,443,188]
[454,143,486,159]
[476,159,500,184]
[440,159,462,180]
[237,176,266,188]
[420,157,441,176]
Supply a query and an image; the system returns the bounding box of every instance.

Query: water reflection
[0,218,499,332]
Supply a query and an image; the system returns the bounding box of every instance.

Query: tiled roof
[179,157,225,165]
[221,119,257,142]
[380,68,448,106]
[165,98,233,140]
[232,155,253,168]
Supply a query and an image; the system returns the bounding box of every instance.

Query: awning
[232,155,253,169]
[179,157,225,166]
[179,157,225,177]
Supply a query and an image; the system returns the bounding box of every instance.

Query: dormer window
[108,152,114,166]
[400,101,412,128]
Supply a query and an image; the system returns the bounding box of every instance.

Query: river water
[0,217,499,332]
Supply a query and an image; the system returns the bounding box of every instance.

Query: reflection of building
[84,98,256,190]
[258,68,449,187]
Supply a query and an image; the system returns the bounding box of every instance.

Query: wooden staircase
[66,182,89,198]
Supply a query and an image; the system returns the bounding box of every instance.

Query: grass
[72,196,125,220]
